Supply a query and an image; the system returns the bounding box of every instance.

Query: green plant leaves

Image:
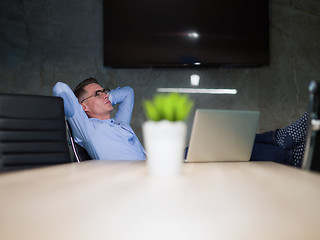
[143,92,194,122]
[144,100,161,121]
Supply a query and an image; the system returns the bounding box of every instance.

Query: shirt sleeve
[52,82,94,143]
[110,86,134,125]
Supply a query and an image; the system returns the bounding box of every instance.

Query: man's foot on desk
[290,141,306,168]
[276,112,309,149]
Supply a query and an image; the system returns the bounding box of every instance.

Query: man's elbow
[122,86,134,97]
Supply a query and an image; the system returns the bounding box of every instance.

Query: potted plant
[142,92,194,176]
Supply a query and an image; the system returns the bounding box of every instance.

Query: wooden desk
[0,160,320,240]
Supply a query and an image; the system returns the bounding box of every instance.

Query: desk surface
[0,160,320,240]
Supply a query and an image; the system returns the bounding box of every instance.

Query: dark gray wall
[1,0,320,142]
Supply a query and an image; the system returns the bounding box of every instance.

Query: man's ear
[80,103,88,112]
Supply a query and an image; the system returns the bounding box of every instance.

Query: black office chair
[0,93,72,172]
[302,80,320,172]
[65,120,92,162]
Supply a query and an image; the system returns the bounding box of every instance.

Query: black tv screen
[103,0,269,68]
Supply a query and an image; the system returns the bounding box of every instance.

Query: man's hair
[74,77,99,100]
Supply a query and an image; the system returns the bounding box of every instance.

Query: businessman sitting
[53,78,146,160]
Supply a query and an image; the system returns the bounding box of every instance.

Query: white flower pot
[142,120,187,176]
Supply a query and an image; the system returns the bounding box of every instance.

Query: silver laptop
[186,109,260,162]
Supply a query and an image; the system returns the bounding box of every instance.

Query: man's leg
[254,131,276,144]
[250,142,291,164]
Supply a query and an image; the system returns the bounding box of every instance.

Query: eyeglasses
[80,88,110,103]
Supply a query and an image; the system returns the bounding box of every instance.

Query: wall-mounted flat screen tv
[103,0,269,68]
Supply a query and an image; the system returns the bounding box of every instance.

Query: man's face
[80,83,113,119]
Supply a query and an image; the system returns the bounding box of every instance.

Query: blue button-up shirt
[53,82,146,160]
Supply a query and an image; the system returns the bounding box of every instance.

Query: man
[53,78,146,160]
[54,77,307,165]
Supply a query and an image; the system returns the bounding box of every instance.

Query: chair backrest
[0,93,72,172]
[302,80,320,172]
[65,120,92,162]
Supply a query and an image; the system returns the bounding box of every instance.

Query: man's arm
[52,82,94,142]
[110,86,135,125]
